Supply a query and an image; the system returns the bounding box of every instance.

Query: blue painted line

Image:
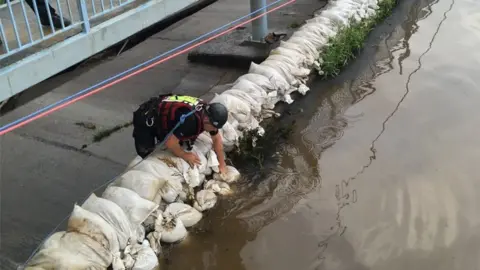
[0,0,285,133]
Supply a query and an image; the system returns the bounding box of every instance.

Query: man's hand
[182,152,201,168]
[218,162,227,175]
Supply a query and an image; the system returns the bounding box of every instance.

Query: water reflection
[161,0,479,269]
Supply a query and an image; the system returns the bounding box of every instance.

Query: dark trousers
[132,102,158,159]
[24,0,57,21]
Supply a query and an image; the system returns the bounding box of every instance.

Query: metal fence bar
[0,20,10,52]
[77,0,90,33]
[55,0,66,28]
[20,0,34,43]
[65,0,74,22]
[6,0,23,48]
[0,0,140,59]
[44,0,56,33]
[91,0,96,15]
[32,0,46,38]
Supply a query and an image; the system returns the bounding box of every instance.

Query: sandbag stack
[24,1,384,269]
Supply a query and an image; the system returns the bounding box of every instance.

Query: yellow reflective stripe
[164,95,199,106]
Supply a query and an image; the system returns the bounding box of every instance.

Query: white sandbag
[220,121,239,152]
[81,193,136,250]
[213,165,241,183]
[291,29,328,49]
[157,213,188,243]
[146,231,162,255]
[67,204,120,254]
[260,59,300,86]
[178,182,195,203]
[193,190,217,212]
[133,158,175,181]
[207,149,220,173]
[267,54,312,77]
[159,177,183,203]
[114,170,166,204]
[235,73,276,93]
[205,180,232,196]
[126,155,143,171]
[278,40,318,68]
[102,186,158,227]
[271,46,311,67]
[237,114,261,131]
[223,89,263,117]
[164,202,203,228]
[132,240,159,270]
[195,132,213,156]
[146,151,189,183]
[210,93,252,124]
[191,145,210,176]
[248,62,291,94]
[25,231,112,270]
[231,78,268,97]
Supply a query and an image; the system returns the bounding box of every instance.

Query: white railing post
[77,0,91,33]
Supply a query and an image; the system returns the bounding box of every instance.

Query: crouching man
[132,94,229,174]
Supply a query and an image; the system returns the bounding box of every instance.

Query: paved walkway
[0,0,326,268]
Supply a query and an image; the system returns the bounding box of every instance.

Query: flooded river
[161,0,480,269]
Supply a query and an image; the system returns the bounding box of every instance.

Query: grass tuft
[319,0,397,78]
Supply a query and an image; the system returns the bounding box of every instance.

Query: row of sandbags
[24,0,384,269]
[26,141,242,270]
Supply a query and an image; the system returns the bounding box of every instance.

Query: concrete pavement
[0,0,326,268]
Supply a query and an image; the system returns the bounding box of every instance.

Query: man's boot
[41,14,71,29]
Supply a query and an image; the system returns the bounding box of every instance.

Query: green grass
[319,0,397,78]
[229,120,296,168]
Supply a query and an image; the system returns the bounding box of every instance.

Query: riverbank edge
[23,0,399,268]
[231,0,399,166]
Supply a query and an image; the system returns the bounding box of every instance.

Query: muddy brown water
[160,0,480,269]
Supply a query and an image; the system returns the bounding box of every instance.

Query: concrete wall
[0,0,198,103]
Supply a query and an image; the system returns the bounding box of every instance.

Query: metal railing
[0,0,134,60]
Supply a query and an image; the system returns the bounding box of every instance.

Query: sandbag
[102,186,158,227]
[126,155,144,171]
[67,204,120,254]
[210,93,252,124]
[193,190,217,212]
[164,202,203,228]
[235,73,276,93]
[222,89,263,117]
[205,180,232,196]
[220,121,239,152]
[207,150,220,173]
[213,165,241,183]
[81,193,136,250]
[195,132,213,156]
[260,59,300,87]
[114,170,166,204]
[156,213,188,243]
[231,78,268,98]
[132,240,159,270]
[248,62,291,94]
[133,158,176,181]
[25,231,112,270]
[191,145,210,176]
[159,177,184,203]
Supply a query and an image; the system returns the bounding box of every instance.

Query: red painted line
[0,0,296,136]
